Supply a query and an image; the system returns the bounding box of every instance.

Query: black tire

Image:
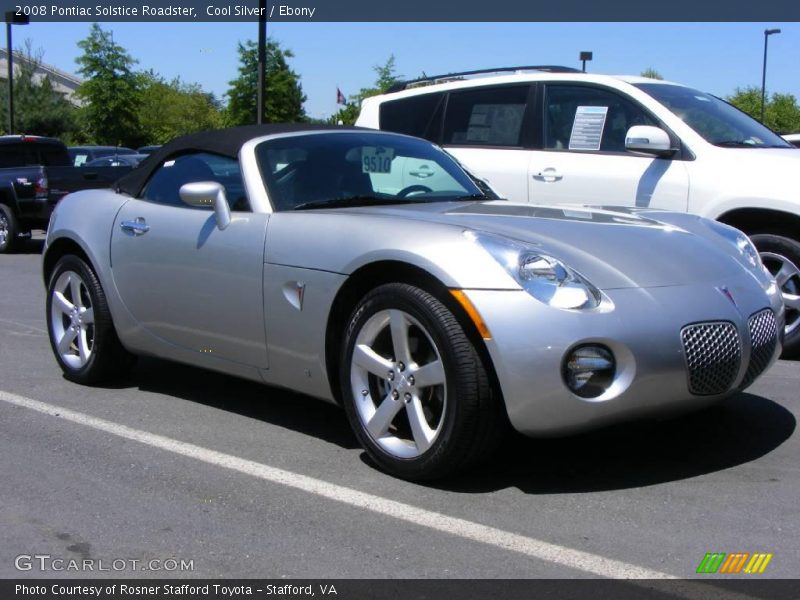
[340,283,505,481]
[751,233,800,356]
[0,203,19,254]
[46,255,135,384]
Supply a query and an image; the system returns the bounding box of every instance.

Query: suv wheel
[751,233,800,356]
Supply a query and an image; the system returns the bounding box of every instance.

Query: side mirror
[625,125,676,157]
[179,181,231,230]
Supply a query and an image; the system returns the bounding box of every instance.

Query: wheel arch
[324,260,504,411]
[717,207,800,240]
[43,236,94,288]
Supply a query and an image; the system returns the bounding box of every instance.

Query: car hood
[343,201,750,289]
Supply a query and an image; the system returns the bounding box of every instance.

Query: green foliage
[75,23,142,146]
[0,41,76,137]
[137,71,223,144]
[640,68,664,80]
[225,39,306,126]
[328,55,400,125]
[728,86,800,133]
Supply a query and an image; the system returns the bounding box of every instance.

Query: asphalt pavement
[1,240,798,580]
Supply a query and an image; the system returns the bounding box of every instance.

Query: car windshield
[635,83,791,148]
[256,132,490,211]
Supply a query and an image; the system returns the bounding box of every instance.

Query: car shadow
[107,357,793,492]
[12,237,45,254]
[119,356,359,450]
[431,392,795,494]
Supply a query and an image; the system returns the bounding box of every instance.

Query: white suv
[356,66,800,353]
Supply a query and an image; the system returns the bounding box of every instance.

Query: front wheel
[46,255,135,384]
[751,233,800,356]
[340,283,504,480]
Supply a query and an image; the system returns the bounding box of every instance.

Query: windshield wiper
[293,195,420,211]
[453,193,492,201]
[714,140,758,147]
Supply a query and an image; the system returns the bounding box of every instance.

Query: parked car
[0,135,133,253]
[783,133,800,148]
[84,154,149,168]
[356,66,800,353]
[137,145,162,155]
[68,145,137,167]
[42,125,782,480]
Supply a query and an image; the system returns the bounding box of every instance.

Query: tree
[74,23,142,146]
[225,39,306,126]
[640,68,663,80]
[0,41,76,137]
[728,86,800,133]
[137,71,223,144]
[328,55,400,125]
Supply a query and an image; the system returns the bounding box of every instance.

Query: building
[0,48,83,106]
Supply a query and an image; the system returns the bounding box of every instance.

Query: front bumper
[466,274,784,436]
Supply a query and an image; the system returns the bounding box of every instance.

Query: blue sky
[16,22,800,120]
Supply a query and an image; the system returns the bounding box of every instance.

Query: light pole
[761,28,781,123]
[580,51,593,73]
[256,0,266,124]
[5,11,29,135]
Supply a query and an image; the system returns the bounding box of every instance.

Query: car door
[440,84,536,203]
[527,84,689,211]
[110,152,269,368]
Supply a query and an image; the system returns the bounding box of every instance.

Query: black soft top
[114,123,369,197]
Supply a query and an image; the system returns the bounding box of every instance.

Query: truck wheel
[751,233,800,356]
[0,204,19,254]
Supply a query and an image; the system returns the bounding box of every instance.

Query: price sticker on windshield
[362,147,394,174]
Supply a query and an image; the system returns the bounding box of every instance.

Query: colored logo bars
[696,552,773,574]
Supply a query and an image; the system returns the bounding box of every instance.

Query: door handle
[120,218,150,236]
[409,166,434,178]
[532,169,563,183]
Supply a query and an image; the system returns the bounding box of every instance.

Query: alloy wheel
[761,251,800,337]
[50,270,95,369]
[350,308,447,459]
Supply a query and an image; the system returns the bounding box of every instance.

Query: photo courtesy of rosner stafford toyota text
[0,0,799,598]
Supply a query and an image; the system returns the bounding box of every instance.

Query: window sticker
[163,159,176,167]
[569,106,609,151]
[362,146,395,174]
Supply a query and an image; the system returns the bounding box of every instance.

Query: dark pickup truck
[0,135,132,253]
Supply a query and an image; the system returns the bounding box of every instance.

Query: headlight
[466,231,603,310]
[705,220,763,270]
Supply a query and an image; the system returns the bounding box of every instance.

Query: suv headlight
[467,231,603,310]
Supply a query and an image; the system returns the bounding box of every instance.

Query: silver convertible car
[43,125,784,480]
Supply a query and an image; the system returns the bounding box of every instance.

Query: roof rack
[387,65,582,93]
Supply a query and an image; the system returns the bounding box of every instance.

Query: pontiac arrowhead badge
[718,286,737,308]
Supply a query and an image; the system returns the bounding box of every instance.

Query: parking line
[0,389,755,591]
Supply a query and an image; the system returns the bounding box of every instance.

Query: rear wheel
[340,283,504,480]
[0,204,19,254]
[751,233,800,356]
[46,255,135,384]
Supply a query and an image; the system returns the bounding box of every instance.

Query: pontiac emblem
[718,286,737,308]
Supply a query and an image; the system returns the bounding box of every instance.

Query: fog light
[563,344,616,398]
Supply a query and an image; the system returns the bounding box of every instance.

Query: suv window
[142,152,249,211]
[379,92,445,142]
[443,85,529,147]
[545,85,658,153]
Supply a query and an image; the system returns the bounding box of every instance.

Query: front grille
[740,309,778,390]
[681,322,742,395]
